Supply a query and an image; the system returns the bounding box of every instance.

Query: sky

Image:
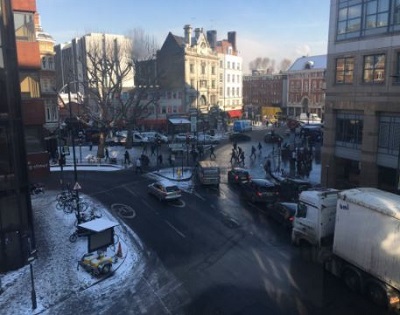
[36,0,330,74]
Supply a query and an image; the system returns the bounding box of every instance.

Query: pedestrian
[210,144,216,159]
[239,151,245,166]
[264,159,271,175]
[124,150,130,164]
[198,145,204,157]
[230,148,237,164]
[105,148,110,162]
[89,142,93,151]
[135,157,142,174]
[250,145,256,158]
[238,146,242,156]
[233,142,237,151]
[157,153,163,165]
[150,143,156,156]
[257,142,262,155]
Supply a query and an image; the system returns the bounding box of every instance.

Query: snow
[0,158,193,315]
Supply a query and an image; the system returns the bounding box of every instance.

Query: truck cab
[291,189,338,247]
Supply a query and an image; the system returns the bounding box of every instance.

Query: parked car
[174,133,196,142]
[147,180,182,201]
[229,132,251,142]
[264,131,283,144]
[196,134,220,144]
[227,167,251,184]
[266,202,297,230]
[239,178,280,204]
[141,131,169,143]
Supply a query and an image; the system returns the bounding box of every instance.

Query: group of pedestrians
[230,142,246,166]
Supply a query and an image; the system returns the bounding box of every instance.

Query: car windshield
[165,186,179,192]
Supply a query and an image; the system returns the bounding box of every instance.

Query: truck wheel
[366,282,388,308]
[343,269,361,293]
[101,263,112,274]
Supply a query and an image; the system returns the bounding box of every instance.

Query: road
[46,129,389,314]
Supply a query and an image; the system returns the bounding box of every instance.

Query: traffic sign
[73,182,82,190]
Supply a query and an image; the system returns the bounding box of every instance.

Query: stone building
[286,55,326,120]
[322,0,400,191]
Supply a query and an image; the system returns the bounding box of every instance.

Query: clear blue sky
[36,0,330,73]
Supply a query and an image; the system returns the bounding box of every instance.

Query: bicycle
[74,206,103,226]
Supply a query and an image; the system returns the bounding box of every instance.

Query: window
[227,87,230,96]
[232,75,235,83]
[212,66,215,75]
[336,112,363,145]
[227,74,230,82]
[227,61,231,69]
[190,64,194,73]
[337,1,362,40]
[212,80,215,88]
[365,0,389,29]
[201,64,206,74]
[219,87,223,96]
[378,115,400,154]
[220,60,223,68]
[14,12,35,41]
[219,73,223,83]
[363,54,385,83]
[395,0,400,25]
[336,57,354,84]
[232,62,235,69]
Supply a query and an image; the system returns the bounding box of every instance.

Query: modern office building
[323,0,400,191]
[0,0,38,272]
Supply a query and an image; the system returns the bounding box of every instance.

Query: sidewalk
[0,188,141,314]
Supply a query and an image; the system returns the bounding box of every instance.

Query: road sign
[73,182,82,190]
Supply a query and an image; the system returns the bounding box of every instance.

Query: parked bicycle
[30,183,45,195]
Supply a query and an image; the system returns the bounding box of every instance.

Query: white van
[106,130,148,146]
[141,131,169,143]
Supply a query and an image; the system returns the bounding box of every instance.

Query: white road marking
[165,220,186,238]
[194,192,206,201]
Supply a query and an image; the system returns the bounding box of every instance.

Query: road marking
[194,192,206,201]
[165,220,186,238]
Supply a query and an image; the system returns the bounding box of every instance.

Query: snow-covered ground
[0,165,193,315]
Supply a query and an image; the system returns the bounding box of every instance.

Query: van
[196,160,220,187]
[141,131,169,143]
[233,120,252,133]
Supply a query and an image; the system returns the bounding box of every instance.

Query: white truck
[292,187,400,310]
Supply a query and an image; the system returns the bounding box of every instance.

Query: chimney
[184,24,192,46]
[207,30,217,49]
[195,27,202,39]
[228,31,237,52]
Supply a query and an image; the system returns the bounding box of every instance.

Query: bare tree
[278,58,292,72]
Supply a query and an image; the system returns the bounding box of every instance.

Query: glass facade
[335,112,364,148]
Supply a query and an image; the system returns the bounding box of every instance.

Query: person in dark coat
[124,150,130,164]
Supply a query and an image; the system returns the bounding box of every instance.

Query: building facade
[0,0,37,272]
[323,0,400,191]
[242,72,286,122]
[286,55,326,120]
[156,25,242,131]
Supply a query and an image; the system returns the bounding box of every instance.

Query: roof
[78,218,119,232]
[169,118,191,124]
[287,55,327,71]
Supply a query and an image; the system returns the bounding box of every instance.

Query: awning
[227,110,243,118]
[169,118,191,124]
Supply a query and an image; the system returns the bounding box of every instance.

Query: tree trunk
[97,131,106,158]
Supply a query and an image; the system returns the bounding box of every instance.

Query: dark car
[267,202,297,230]
[264,131,283,144]
[239,178,280,204]
[227,167,251,184]
[278,178,312,202]
[229,132,251,142]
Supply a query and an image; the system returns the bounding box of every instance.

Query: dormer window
[305,61,314,69]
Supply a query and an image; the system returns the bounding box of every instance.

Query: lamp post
[28,249,37,310]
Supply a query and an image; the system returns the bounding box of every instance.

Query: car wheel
[366,282,388,308]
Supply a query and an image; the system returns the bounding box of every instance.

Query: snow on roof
[169,118,191,124]
[339,187,400,220]
[287,55,327,71]
[78,218,119,232]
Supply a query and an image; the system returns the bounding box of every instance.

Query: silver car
[147,180,182,201]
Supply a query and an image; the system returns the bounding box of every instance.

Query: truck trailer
[292,187,400,310]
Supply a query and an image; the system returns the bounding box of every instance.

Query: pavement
[0,123,323,314]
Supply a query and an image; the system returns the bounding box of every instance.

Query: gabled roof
[288,55,327,71]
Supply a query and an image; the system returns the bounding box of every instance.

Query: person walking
[257,142,262,156]
[135,157,142,174]
[239,151,245,166]
[124,150,130,164]
[157,153,163,165]
[250,145,256,158]
[210,144,216,159]
[230,148,237,164]
[105,147,109,162]
[150,143,156,156]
